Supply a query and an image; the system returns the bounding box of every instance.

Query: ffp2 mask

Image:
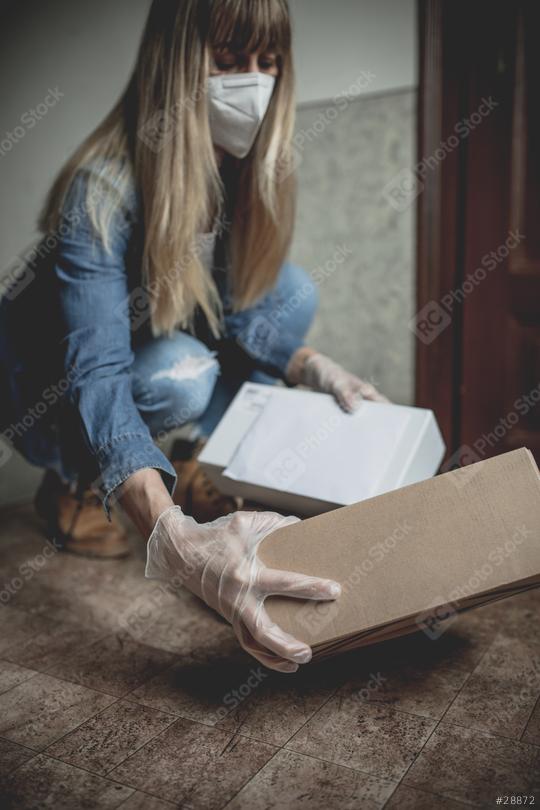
[207,72,276,159]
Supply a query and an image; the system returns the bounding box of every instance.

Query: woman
[0,0,386,672]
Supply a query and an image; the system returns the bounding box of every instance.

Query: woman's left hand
[290,350,390,412]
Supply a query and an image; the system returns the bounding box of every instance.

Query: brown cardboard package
[258,447,540,658]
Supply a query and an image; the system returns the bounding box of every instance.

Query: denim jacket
[0,164,305,513]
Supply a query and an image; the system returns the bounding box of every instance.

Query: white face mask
[207,72,276,159]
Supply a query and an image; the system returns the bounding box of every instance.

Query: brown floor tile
[384,784,469,809]
[226,748,396,809]
[405,721,540,806]
[47,632,177,697]
[47,699,176,776]
[420,608,500,671]
[130,652,264,724]
[0,546,157,639]
[0,660,38,695]
[5,576,104,631]
[117,587,232,656]
[0,753,133,810]
[216,660,344,746]
[0,672,114,750]
[403,594,526,675]
[2,511,538,808]
[338,613,496,686]
[0,738,34,777]
[90,555,186,633]
[0,512,93,593]
[523,699,540,746]
[445,635,540,738]
[482,632,540,686]
[3,620,107,672]
[110,717,277,809]
[5,541,153,633]
[286,694,436,781]
[0,606,53,657]
[0,508,52,574]
[477,590,540,643]
[116,791,176,809]
[337,640,469,721]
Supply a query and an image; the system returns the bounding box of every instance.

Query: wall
[291,0,416,102]
[0,0,417,507]
[291,88,416,405]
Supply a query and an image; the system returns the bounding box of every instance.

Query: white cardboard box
[198,383,446,517]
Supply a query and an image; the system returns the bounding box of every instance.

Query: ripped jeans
[131,262,319,441]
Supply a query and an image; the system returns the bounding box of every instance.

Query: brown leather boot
[34,471,130,559]
[171,439,241,523]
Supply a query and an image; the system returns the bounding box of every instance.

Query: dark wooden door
[416,0,540,468]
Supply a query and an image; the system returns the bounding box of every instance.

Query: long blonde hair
[39,0,297,337]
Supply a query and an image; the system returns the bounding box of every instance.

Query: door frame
[415,0,468,456]
[415,0,525,462]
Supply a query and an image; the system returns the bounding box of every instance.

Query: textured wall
[291,89,417,405]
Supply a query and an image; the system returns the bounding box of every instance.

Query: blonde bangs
[209,0,291,58]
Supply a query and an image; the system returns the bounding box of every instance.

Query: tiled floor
[0,503,539,809]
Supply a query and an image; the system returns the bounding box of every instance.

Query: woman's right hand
[145,506,341,673]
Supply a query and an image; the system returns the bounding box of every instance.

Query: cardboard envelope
[258,448,540,657]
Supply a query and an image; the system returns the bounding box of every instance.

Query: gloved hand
[300,351,389,412]
[145,506,341,673]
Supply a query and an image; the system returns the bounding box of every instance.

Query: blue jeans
[132,261,318,442]
[0,260,318,506]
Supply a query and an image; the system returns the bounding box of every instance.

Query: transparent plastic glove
[145,506,341,673]
[300,352,389,412]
